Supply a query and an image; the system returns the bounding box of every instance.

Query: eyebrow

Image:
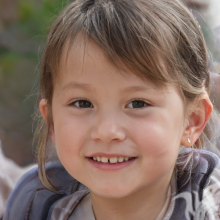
[120,85,150,93]
[61,83,151,93]
[61,82,94,92]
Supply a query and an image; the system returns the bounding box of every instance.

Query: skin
[40,37,213,220]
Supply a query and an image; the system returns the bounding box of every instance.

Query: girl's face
[49,38,187,199]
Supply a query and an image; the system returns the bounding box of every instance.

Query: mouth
[86,156,137,171]
[91,156,134,163]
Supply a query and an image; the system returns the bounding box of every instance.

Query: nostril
[91,127,126,143]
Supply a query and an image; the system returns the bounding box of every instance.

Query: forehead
[53,35,188,119]
[57,36,162,91]
[54,36,186,110]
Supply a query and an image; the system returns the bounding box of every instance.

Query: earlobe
[181,93,213,147]
[39,99,56,143]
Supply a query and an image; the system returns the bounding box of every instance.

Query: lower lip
[87,157,137,171]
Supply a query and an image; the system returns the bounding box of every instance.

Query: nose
[91,114,126,143]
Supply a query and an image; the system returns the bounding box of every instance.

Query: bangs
[77,0,172,84]
[47,0,183,86]
[43,0,208,102]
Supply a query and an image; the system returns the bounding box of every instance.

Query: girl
[3,0,220,219]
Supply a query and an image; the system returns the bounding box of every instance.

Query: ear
[181,93,213,147]
[39,99,56,143]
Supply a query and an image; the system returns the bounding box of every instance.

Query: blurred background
[183,0,220,72]
[0,0,220,167]
[0,0,67,166]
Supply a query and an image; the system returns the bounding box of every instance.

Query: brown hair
[35,0,218,191]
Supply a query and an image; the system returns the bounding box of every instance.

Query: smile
[91,156,133,163]
[87,155,137,171]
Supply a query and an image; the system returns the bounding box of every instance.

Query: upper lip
[87,153,136,158]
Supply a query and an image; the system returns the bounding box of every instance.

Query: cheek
[128,112,183,157]
[53,114,89,163]
[53,118,89,181]
[129,118,180,181]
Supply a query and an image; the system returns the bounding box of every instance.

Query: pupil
[79,100,91,108]
[132,101,145,108]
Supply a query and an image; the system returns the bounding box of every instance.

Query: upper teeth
[92,156,131,163]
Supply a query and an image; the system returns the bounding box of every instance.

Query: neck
[91,171,173,220]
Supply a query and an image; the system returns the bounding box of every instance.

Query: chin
[90,183,133,199]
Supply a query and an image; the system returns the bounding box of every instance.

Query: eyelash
[70,100,93,108]
[70,99,150,109]
[126,100,150,108]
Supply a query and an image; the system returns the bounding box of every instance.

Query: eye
[127,100,148,108]
[71,100,93,108]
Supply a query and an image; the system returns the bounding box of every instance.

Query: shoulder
[178,148,220,175]
[170,149,220,220]
[187,149,220,219]
[3,161,80,220]
[203,157,220,220]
